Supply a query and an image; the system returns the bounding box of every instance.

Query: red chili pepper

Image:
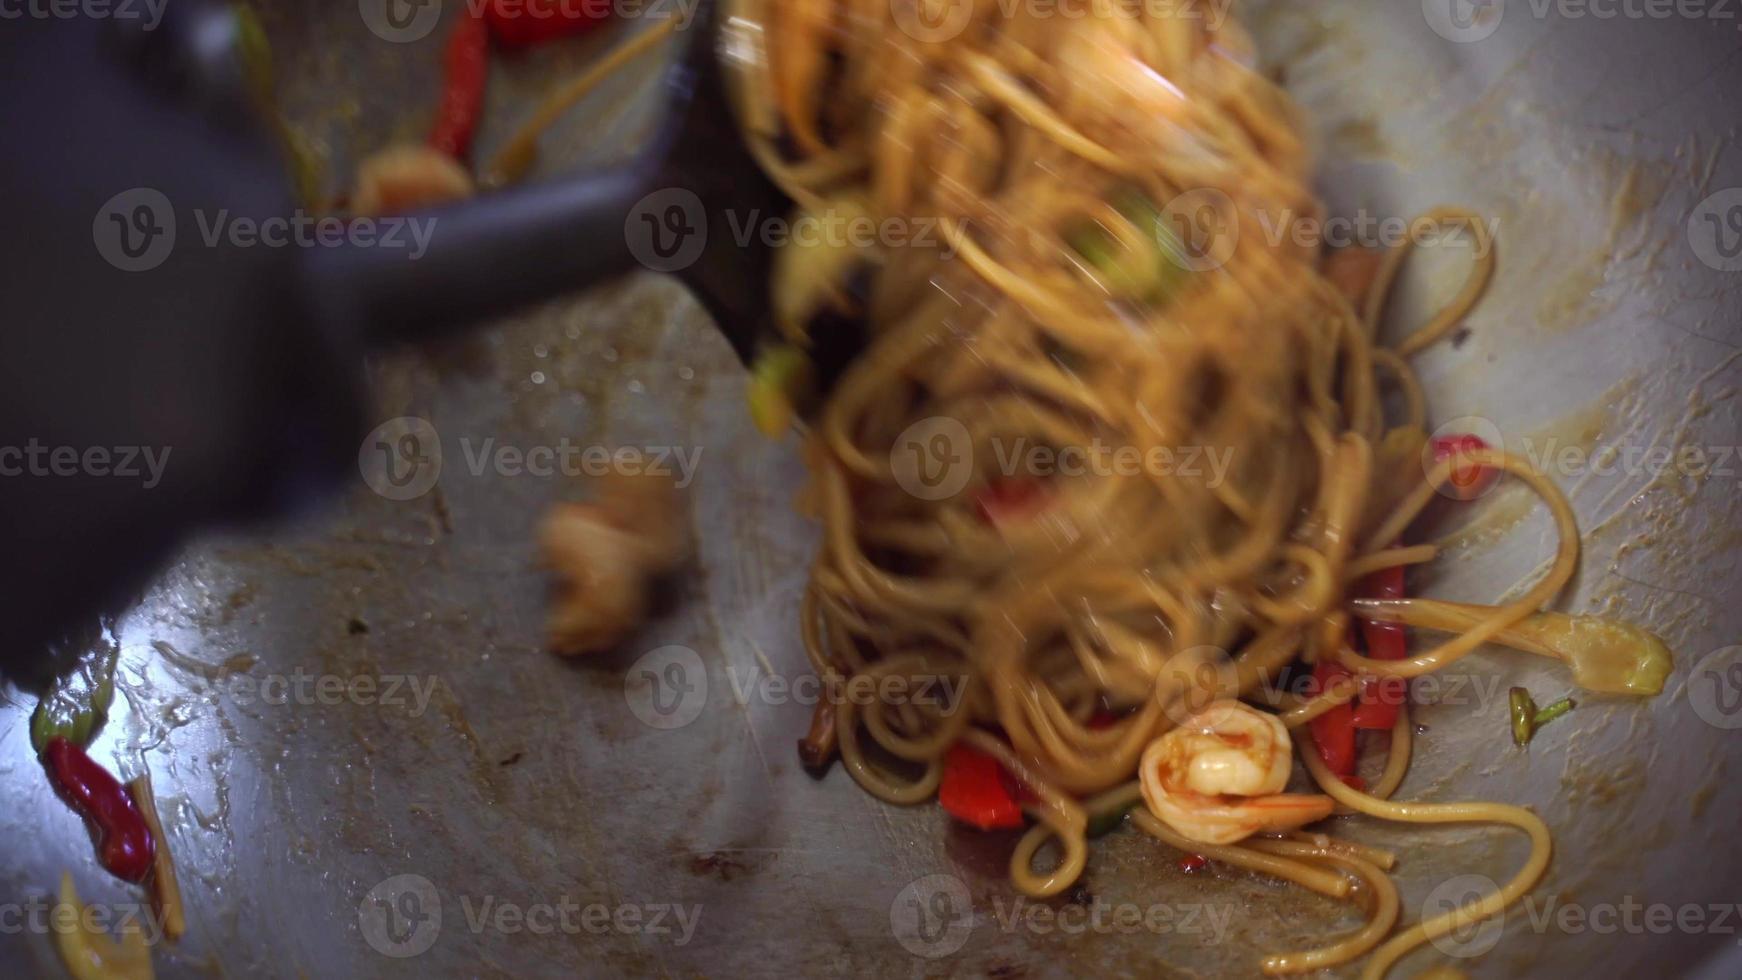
[1178,854,1209,874]
[1431,433,1497,501]
[43,737,155,883]
[1309,660,1357,778]
[1351,563,1408,731]
[429,9,490,160]
[938,743,1025,830]
[973,477,1052,526]
[483,0,612,49]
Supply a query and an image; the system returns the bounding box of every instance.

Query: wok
[3,1,1740,977]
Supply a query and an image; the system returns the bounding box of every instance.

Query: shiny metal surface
[4,3,1741,977]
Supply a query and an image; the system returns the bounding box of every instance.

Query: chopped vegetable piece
[31,643,120,754]
[1086,798,1138,838]
[973,477,1053,525]
[430,8,490,160]
[1066,191,1189,303]
[1532,696,1575,730]
[1351,598,1673,696]
[1430,433,1497,500]
[939,743,1025,830]
[1309,660,1357,777]
[1508,686,1537,746]
[747,346,813,437]
[484,0,613,48]
[796,699,837,772]
[52,872,153,980]
[770,194,874,341]
[232,5,275,108]
[44,738,155,884]
[126,775,185,942]
[1323,245,1384,306]
[1178,854,1209,874]
[1351,563,1408,731]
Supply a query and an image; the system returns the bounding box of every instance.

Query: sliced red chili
[1431,433,1497,500]
[1309,660,1357,777]
[429,9,490,160]
[973,477,1052,525]
[43,737,155,883]
[1352,563,1408,731]
[938,743,1025,830]
[1178,854,1209,874]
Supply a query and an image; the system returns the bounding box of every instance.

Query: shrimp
[1139,700,1334,845]
[350,144,474,217]
[539,471,689,656]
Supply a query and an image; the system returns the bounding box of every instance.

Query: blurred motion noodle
[718,0,1654,975]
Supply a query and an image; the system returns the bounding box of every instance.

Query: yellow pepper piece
[53,873,153,980]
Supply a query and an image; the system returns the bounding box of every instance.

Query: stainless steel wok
[4,1,1740,976]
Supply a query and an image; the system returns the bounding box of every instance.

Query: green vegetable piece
[1066,190,1190,304]
[1508,686,1537,747]
[1086,798,1138,839]
[1531,696,1575,731]
[233,5,275,108]
[30,644,120,755]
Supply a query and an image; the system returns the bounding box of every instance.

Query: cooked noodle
[717,0,1656,973]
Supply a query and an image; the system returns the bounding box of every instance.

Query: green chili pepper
[1508,686,1537,746]
[1086,798,1139,839]
[1066,191,1190,304]
[30,643,120,755]
[233,5,275,108]
[230,5,323,207]
[1509,688,1576,746]
[1532,696,1575,730]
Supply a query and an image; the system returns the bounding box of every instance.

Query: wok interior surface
[3,2,1740,977]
